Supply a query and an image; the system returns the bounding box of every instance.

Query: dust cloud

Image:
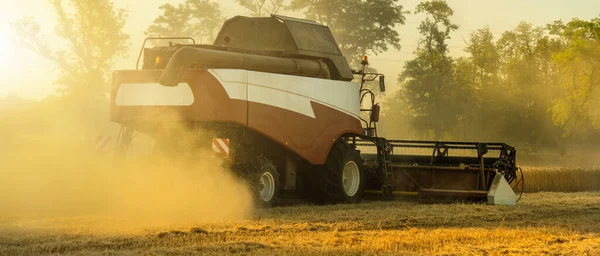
[0,103,254,231]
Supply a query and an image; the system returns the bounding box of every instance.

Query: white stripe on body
[115,83,194,106]
[209,69,360,119]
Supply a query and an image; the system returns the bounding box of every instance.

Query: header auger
[111,14,522,206]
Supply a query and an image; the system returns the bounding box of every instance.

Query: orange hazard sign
[212,138,229,158]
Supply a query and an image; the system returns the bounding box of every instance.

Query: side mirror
[379,75,386,92]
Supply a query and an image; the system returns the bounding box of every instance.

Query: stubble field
[1,191,599,256]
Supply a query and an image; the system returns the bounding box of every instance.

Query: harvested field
[1,192,599,255]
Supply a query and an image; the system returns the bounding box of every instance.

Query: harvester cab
[110,14,522,207]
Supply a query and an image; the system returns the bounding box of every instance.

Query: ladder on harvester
[372,137,395,197]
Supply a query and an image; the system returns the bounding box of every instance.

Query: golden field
[519,166,600,193]
[1,192,599,256]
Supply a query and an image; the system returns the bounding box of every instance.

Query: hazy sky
[0,0,599,100]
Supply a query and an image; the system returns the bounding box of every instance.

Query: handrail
[135,37,196,70]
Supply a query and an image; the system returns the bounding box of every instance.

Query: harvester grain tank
[110,15,522,206]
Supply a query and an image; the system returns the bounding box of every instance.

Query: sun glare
[0,24,28,72]
[0,39,8,57]
[0,30,13,68]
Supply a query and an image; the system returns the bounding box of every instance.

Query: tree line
[11,0,600,153]
[382,1,600,155]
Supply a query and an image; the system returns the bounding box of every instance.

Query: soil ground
[1,192,599,255]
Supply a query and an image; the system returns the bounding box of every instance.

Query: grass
[519,166,600,192]
[1,192,599,255]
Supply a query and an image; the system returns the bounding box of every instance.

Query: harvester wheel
[251,158,280,207]
[310,139,365,204]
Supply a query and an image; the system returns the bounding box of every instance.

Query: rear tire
[309,139,365,204]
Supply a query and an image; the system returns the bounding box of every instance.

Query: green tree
[463,26,504,140]
[466,26,500,91]
[12,0,129,104]
[236,0,286,16]
[393,0,461,139]
[288,0,406,64]
[548,17,600,139]
[146,0,223,44]
[496,22,556,145]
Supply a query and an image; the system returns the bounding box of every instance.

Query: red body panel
[111,69,363,165]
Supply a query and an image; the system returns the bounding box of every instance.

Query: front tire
[252,158,280,207]
[310,139,365,204]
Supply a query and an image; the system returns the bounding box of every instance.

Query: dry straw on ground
[1,192,599,255]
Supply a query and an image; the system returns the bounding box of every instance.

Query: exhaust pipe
[159,46,331,87]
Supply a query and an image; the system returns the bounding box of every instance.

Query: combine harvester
[111,15,522,206]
